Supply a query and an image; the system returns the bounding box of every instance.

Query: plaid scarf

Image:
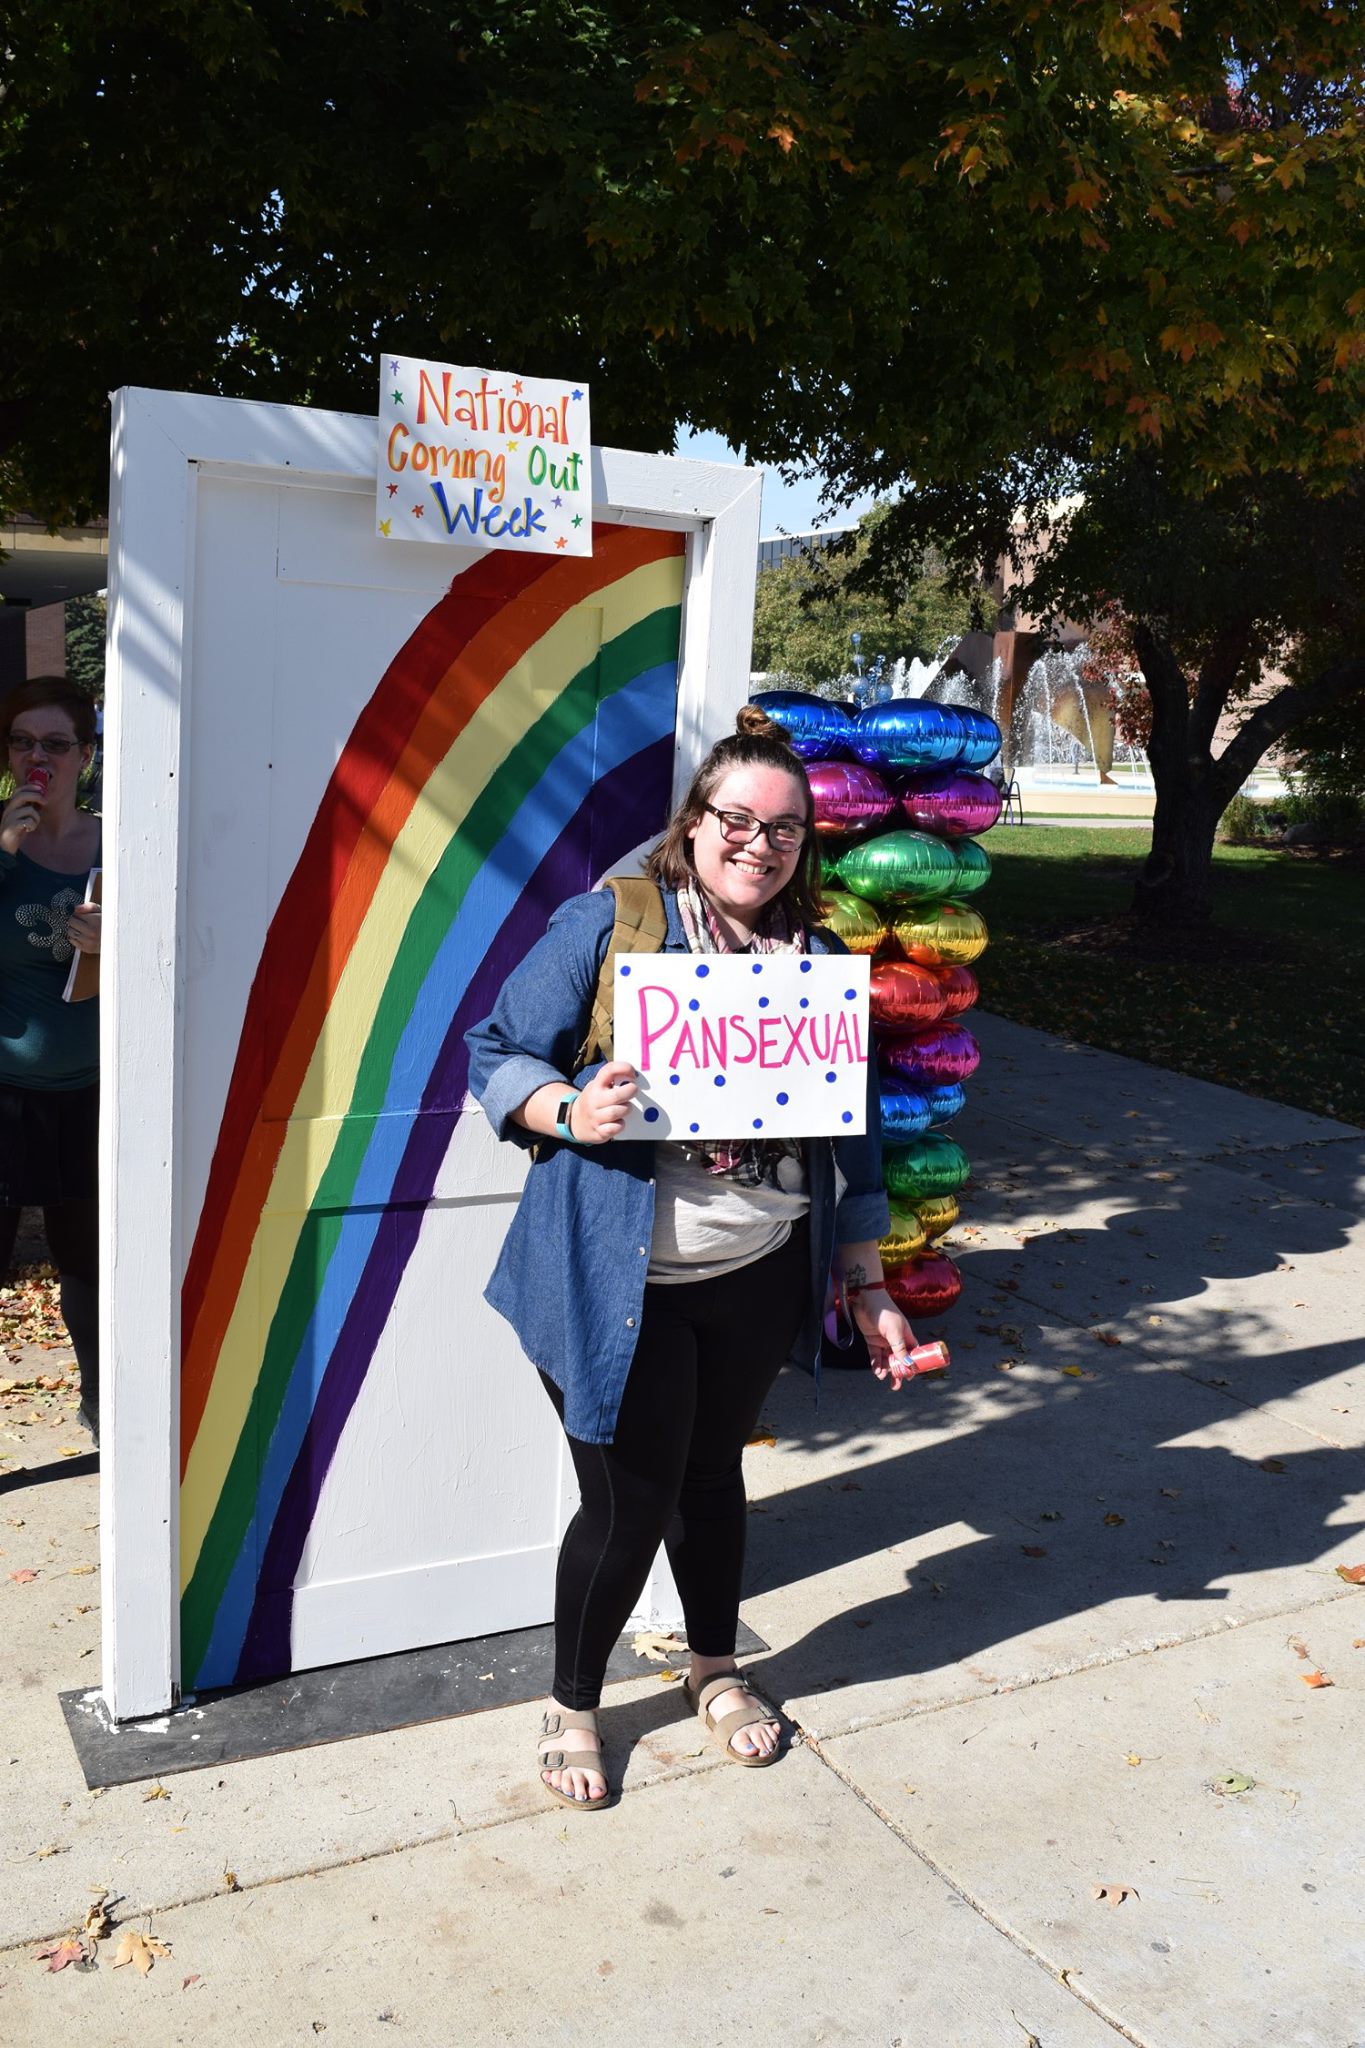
[676,876,807,1185]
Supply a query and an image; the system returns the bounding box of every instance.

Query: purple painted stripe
[234,737,672,1683]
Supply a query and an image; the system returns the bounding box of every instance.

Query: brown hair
[0,676,98,750]
[644,705,826,927]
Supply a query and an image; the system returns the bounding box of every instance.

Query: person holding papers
[0,678,102,1444]
[467,707,918,1811]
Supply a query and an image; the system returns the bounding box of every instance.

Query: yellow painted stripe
[179,555,683,1583]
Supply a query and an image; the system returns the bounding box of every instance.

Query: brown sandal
[683,1670,783,1767]
[538,1709,613,1811]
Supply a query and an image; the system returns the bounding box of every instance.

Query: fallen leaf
[1103,1513,1125,1527]
[65,1562,96,1576]
[9,1568,36,1583]
[221,1870,239,1892]
[1301,1670,1333,1689]
[183,1974,202,1990]
[1093,1883,1138,1908]
[1125,1754,1142,1767]
[143,1783,170,1802]
[1160,1487,1180,1499]
[1259,1458,1287,1474]
[112,1929,171,1975]
[1287,1636,1310,1659]
[746,1432,776,1449]
[1062,1365,1083,1378]
[1210,1771,1255,1795]
[35,1940,88,1973]
[1021,1545,1047,1558]
[83,1900,111,1939]
[998,1324,1025,1345]
[1334,1563,1365,1586]
[1039,1509,1062,1522]
[1094,1331,1123,1347]
[657,1668,684,1683]
[993,1359,1016,1373]
[1352,1640,1364,1650]
[632,1631,686,1663]
[34,1844,67,1859]
[57,1447,83,1459]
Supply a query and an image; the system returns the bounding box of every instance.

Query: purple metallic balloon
[879,1024,981,1088]
[808,760,897,839]
[750,689,852,761]
[899,769,1002,839]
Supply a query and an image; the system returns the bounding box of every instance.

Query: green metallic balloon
[836,830,960,909]
[819,887,888,955]
[950,838,992,897]
[879,1202,929,1268]
[883,1133,971,1202]
[914,1193,960,1241]
[890,900,988,966]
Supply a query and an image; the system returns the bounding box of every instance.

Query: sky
[673,426,877,540]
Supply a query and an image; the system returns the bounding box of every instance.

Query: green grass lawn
[974,826,1365,1127]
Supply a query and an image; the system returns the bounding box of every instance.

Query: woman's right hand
[0,783,45,855]
[571,1059,639,1143]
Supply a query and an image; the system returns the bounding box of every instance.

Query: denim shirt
[465,885,890,1444]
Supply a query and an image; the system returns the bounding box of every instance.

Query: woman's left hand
[850,1287,918,1390]
[67,903,101,955]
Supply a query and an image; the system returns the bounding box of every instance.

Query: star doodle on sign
[555,536,568,549]
[552,494,564,509]
[412,503,425,518]
[571,389,584,401]
[387,482,398,497]
[506,440,518,451]
[391,389,404,406]
[571,514,583,527]
[389,358,399,375]
[379,519,393,537]
[513,379,524,395]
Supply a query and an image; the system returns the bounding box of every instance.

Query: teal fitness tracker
[555,1091,579,1142]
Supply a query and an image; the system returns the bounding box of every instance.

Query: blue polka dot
[689,998,700,1011]
[845,988,856,1000]
[753,1118,763,1130]
[842,1110,853,1124]
[620,965,631,977]
[690,1122,700,1133]
[752,962,763,974]
[669,1073,680,1086]
[643,1107,660,1123]
[800,997,810,1009]
[695,964,710,977]
[800,960,812,973]
[759,996,769,1008]
[826,1071,837,1082]
[776,1092,789,1106]
[714,1074,726,1086]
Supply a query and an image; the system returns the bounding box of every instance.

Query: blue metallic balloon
[751,690,852,761]
[951,707,1003,770]
[877,1079,934,1143]
[926,1082,967,1127]
[951,838,992,897]
[849,701,968,771]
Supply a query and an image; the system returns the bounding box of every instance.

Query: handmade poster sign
[376,353,592,556]
[613,954,870,1140]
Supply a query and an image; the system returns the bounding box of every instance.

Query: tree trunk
[1132,780,1223,923]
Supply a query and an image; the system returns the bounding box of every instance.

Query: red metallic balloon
[899,769,1003,839]
[884,1252,963,1318]
[807,761,897,840]
[930,963,979,1018]
[869,959,947,1030]
[878,1024,981,1088]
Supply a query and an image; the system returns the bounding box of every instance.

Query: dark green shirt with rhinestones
[0,844,100,1090]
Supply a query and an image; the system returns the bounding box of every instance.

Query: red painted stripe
[180,527,684,1464]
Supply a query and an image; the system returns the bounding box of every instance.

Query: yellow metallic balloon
[820,887,888,954]
[915,1194,960,1240]
[891,900,988,967]
[879,1203,929,1268]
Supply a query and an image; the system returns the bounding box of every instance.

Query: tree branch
[1189,624,1252,758]
[1213,659,1365,800]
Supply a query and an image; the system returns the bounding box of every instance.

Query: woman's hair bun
[735,703,791,745]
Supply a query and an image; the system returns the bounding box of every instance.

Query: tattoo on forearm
[845,1262,869,1289]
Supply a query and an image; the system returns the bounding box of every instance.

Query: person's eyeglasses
[702,802,807,851]
[8,732,82,757]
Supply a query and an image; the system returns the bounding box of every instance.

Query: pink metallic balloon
[884,1251,963,1318]
[808,760,897,840]
[930,963,979,1017]
[899,770,1003,839]
[879,1024,981,1088]
[869,960,947,1030]
[819,888,888,954]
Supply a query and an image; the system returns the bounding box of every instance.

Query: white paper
[60,866,100,1003]
[612,953,870,1141]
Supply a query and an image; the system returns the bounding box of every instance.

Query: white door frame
[100,386,762,1720]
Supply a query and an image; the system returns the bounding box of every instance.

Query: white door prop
[613,954,870,1139]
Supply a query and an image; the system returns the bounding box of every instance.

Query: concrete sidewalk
[2,1014,1362,2046]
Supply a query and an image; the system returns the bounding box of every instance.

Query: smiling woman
[465,704,919,1815]
[0,675,103,1444]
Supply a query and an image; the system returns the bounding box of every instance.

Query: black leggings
[542,1219,810,1711]
[0,1202,99,1420]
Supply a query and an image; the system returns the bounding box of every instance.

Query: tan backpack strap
[575,877,667,1070]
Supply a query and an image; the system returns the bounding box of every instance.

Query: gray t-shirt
[647,1141,811,1285]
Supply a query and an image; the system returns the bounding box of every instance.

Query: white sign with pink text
[612,954,870,1141]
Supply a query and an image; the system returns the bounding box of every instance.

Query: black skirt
[0,1081,99,1207]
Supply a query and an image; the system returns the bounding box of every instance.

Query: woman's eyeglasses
[7,733,83,757]
[702,802,807,851]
